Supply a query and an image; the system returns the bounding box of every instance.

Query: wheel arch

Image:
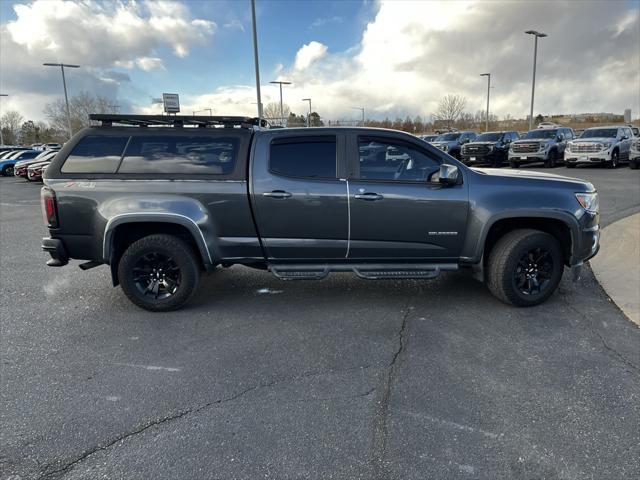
[104,215,214,286]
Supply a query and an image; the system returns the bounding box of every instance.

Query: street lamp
[250,0,263,123]
[351,107,365,126]
[43,63,80,139]
[480,73,491,132]
[525,30,547,130]
[302,98,312,127]
[0,94,7,146]
[270,80,291,126]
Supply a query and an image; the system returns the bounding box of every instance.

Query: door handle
[354,192,383,201]
[263,190,292,199]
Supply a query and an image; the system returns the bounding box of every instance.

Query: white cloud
[310,16,343,28]
[0,0,216,120]
[223,19,245,32]
[294,41,328,71]
[136,57,165,72]
[162,1,640,123]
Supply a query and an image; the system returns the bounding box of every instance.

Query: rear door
[346,133,469,261]
[251,131,348,260]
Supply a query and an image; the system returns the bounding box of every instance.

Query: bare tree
[263,101,290,126]
[1,111,24,145]
[44,91,114,137]
[434,94,467,128]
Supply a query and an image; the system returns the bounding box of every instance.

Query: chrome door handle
[354,193,383,201]
[263,190,292,199]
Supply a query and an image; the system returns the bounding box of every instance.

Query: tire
[486,229,564,307]
[1,165,13,177]
[509,161,519,169]
[630,160,639,170]
[566,163,576,168]
[608,150,619,169]
[118,234,201,312]
[544,150,557,168]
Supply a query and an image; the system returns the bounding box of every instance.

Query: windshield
[435,133,460,141]
[580,128,617,139]
[474,133,503,142]
[522,130,558,139]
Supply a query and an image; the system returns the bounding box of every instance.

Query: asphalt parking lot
[1,166,639,480]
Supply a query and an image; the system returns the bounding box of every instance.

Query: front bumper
[565,150,612,164]
[42,237,69,267]
[508,151,549,163]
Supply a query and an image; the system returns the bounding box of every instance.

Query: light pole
[0,94,7,146]
[480,73,490,132]
[270,80,291,126]
[302,98,312,127]
[43,63,80,139]
[250,0,263,123]
[525,30,547,130]
[351,107,365,126]
[193,108,213,116]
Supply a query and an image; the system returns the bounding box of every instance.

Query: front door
[347,134,468,261]
[251,132,348,260]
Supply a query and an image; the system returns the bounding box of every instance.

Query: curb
[589,213,640,326]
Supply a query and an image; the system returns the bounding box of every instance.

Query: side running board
[269,263,457,281]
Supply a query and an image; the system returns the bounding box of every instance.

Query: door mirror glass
[438,164,459,185]
[557,133,565,141]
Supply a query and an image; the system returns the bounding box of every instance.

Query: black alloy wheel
[132,252,181,300]
[513,247,554,296]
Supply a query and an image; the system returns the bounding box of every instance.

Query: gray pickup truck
[41,114,600,311]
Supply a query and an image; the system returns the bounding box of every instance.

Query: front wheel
[118,234,201,311]
[509,161,519,169]
[630,160,639,170]
[544,150,558,168]
[1,165,14,177]
[608,150,619,169]
[486,229,564,307]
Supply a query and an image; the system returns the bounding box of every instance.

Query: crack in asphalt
[36,365,377,480]
[560,292,639,375]
[371,304,411,479]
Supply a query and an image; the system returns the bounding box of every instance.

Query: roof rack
[89,114,267,129]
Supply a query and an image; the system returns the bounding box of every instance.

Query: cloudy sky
[1,0,638,123]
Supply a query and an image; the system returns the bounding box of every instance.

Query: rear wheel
[1,165,13,176]
[118,234,201,311]
[630,160,639,170]
[566,163,576,168]
[487,229,564,307]
[509,160,519,168]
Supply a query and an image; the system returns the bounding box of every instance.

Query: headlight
[539,143,549,151]
[575,192,599,213]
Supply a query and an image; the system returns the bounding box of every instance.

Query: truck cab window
[357,138,440,182]
[269,136,337,179]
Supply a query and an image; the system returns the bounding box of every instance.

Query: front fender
[99,195,217,265]
[461,208,581,264]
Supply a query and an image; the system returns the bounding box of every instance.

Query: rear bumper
[42,237,69,267]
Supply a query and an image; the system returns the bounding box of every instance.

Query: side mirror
[438,164,459,185]
[504,137,511,144]
[558,134,565,141]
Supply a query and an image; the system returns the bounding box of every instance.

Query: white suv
[565,125,634,168]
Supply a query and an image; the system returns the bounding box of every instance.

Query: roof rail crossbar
[89,114,266,128]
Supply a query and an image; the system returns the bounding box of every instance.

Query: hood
[15,157,48,168]
[466,141,497,146]
[572,137,614,143]
[513,139,549,144]
[471,167,595,190]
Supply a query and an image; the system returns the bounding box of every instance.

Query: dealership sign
[162,93,180,113]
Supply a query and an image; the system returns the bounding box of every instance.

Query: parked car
[40,114,600,311]
[509,127,574,168]
[461,131,519,167]
[419,134,439,143]
[27,160,51,181]
[430,131,477,159]
[0,149,40,176]
[565,125,634,168]
[31,143,44,150]
[45,143,62,151]
[630,137,639,170]
[537,122,561,129]
[14,151,57,178]
[625,124,639,137]
[0,147,28,159]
